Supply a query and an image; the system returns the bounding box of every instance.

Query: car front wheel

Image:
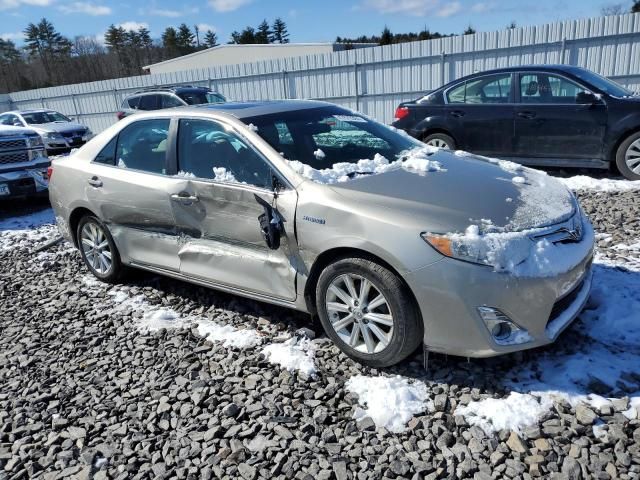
[615,131,640,180]
[423,133,455,150]
[315,257,423,368]
[77,215,123,283]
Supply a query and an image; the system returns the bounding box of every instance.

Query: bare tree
[601,3,624,15]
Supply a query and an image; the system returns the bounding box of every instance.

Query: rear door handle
[449,110,466,118]
[170,192,199,204]
[517,111,537,119]
[88,176,102,187]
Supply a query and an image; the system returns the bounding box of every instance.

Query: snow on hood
[286,147,443,184]
[28,122,87,134]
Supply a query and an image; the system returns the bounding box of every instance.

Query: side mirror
[576,91,599,104]
[12,120,22,127]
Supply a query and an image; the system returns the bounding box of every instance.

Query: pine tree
[633,0,640,13]
[464,25,476,35]
[23,18,71,81]
[176,24,195,54]
[104,24,126,52]
[162,27,179,57]
[271,18,289,43]
[204,30,218,48]
[256,19,271,44]
[380,27,393,45]
[238,27,256,44]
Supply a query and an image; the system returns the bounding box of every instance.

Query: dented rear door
[171,181,299,301]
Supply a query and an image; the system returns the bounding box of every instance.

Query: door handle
[88,176,102,187]
[170,192,199,204]
[449,110,466,118]
[517,111,537,120]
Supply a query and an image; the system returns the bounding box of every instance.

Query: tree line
[0,17,290,93]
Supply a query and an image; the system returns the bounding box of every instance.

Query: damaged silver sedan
[49,101,594,367]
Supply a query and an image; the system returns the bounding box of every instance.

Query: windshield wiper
[346,171,375,178]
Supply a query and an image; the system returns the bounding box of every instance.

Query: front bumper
[43,136,89,151]
[404,242,594,358]
[0,165,49,199]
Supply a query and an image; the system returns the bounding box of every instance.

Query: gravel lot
[1,176,640,480]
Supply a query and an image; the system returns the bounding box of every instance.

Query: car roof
[178,99,335,119]
[444,64,589,86]
[4,109,57,114]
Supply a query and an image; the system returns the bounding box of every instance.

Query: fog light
[477,306,531,346]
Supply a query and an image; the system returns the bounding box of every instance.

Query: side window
[447,74,512,104]
[177,118,273,188]
[126,96,141,109]
[161,94,183,108]
[0,115,10,126]
[520,73,589,104]
[115,119,170,174]
[94,137,117,165]
[138,95,159,111]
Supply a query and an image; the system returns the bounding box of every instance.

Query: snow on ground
[197,321,262,349]
[345,375,433,433]
[559,175,640,192]
[260,337,317,377]
[0,208,57,252]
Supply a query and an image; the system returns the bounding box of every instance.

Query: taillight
[394,106,410,121]
[116,111,126,121]
[47,166,53,180]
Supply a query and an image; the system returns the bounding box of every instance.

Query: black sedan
[392,65,640,180]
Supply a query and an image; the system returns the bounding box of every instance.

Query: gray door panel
[172,181,298,300]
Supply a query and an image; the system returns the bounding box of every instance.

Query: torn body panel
[171,180,299,301]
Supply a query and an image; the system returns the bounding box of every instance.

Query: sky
[0,0,629,46]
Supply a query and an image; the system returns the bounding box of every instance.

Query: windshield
[243,106,420,168]
[571,69,633,97]
[177,91,226,105]
[22,111,71,124]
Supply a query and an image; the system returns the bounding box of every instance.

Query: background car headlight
[27,136,43,148]
[421,232,493,266]
[44,132,63,140]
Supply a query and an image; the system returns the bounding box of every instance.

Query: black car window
[115,119,170,174]
[520,73,588,104]
[138,95,160,111]
[177,118,272,188]
[161,94,184,108]
[447,74,512,104]
[93,137,117,165]
[126,96,141,109]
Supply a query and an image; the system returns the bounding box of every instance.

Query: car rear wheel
[423,133,455,150]
[615,131,640,180]
[315,257,423,368]
[77,215,123,283]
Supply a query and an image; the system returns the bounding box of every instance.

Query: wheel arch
[303,247,420,318]
[609,125,640,164]
[420,127,458,146]
[68,206,98,247]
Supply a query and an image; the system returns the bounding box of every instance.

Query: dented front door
[171,180,299,301]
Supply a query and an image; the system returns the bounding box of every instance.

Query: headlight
[27,136,43,148]
[421,230,493,266]
[45,132,63,139]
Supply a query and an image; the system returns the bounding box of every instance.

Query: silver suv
[0,125,49,198]
[117,86,226,120]
[49,101,594,367]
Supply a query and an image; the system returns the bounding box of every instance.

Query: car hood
[329,150,576,234]
[29,122,87,134]
[0,125,37,137]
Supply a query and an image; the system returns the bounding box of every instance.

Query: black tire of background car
[76,215,124,284]
[615,131,640,181]
[315,257,423,368]
[423,132,456,150]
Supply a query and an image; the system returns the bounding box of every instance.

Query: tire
[315,257,423,368]
[615,131,640,180]
[423,133,455,150]
[76,215,124,283]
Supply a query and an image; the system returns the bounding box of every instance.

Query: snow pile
[444,218,594,277]
[213,167,240,183]
[260,337,317,377]
[197,321,261,349]
[247,123,259,132]
[313,148,326,160]
[0,208,58,252]
[345,375,432,433]
[455,392,553,434]
[560,175,640,192]
[175,171,196,178]
[137,308,191,332]
[287,148,443,184]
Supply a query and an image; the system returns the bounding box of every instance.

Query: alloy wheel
[426,138,451,149]
[625,138,640,174]
[325,273,394,354]
[80,222,113,275]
